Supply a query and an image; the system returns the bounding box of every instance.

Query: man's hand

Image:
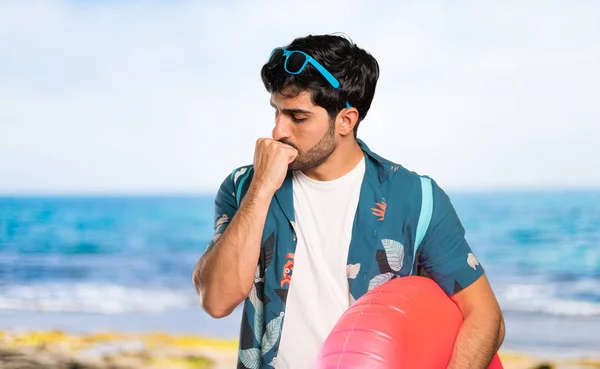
[192,138,296,318]
[446,274,505,369]
[251,138,298,196]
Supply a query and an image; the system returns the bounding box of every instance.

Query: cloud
[0,0,598,194]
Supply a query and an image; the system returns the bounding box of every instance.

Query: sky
[1,1,599,194]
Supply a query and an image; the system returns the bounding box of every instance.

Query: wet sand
[1,329,599,369]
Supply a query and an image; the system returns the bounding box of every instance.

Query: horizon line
[1,185,599,198]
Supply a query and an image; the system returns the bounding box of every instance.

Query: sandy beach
[1,329,599,369]
[0,329,238,369]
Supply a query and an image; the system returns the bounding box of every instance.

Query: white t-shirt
[276,157,366,369]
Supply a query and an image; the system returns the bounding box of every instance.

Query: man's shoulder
[371,150,431,188]
[216,164,255,202]
[216,164,254,186]
[228,164,255,184]
[373,150,456,219]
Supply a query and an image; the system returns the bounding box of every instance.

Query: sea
[1,190,599,356]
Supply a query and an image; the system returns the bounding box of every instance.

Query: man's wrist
[246,183,275,206]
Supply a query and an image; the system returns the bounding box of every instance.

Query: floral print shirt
[206,139,484,369]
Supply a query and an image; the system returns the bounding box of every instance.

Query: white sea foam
[0,283,198,314]
[498,281,600,317]
[3,280,600,317]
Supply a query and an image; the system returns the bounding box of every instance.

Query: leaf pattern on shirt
[238,348,260,369]
[467,253,480,270]
[368,272,395,291]
[210,232,222,245]
[371,199,386,221]
[274,288,288,304]
[206,214,230,250]
[261,312,284,356]
[249,273,264,344]
[381,239,404,272]
[346,263,361,279]
[215,214,229,231]
[289,220,297,241]
[234,167,248,183]
[260,233,275,280]
[239,310,254,350]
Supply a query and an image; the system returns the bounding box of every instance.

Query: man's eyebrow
[270,101,313,115]
[283,108,313,115]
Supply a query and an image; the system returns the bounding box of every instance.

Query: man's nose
[272,117,291,141]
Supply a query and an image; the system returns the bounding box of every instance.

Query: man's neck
[301,139,364,181]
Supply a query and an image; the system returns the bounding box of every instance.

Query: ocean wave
[0,283,199,314]
[498,282,600,317]
[2,281,600,317]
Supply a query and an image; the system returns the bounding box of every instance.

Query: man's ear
[338,107,359,136]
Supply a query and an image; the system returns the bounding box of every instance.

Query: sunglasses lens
[269,48,284,64]
[286,51,307,73]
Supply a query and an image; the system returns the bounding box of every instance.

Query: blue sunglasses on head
[268,47,351,109]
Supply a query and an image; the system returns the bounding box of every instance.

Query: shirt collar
[356,138,392,184]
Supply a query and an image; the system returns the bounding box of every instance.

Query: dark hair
[260,34,380,136]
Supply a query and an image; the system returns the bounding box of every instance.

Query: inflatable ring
[314,276,503,369]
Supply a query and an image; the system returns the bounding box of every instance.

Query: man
[193,34,505,369]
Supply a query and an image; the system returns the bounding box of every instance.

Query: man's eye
[292,116,307,123]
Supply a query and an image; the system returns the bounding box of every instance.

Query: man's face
[270,90,337,171]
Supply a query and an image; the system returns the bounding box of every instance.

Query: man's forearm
[446,312,502,369]
[193,185,273,317]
